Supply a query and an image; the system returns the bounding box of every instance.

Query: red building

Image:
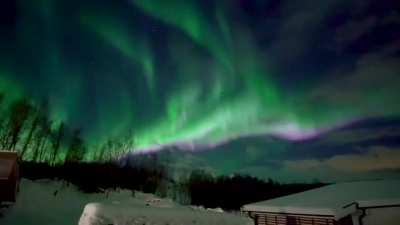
[0,151,19,203]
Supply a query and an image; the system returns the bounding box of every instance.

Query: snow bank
[0,179,120,225]
[78,188,251,225]
[79,201,252,225]
[0,179,252,225]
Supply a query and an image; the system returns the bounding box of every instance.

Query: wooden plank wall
[255,213,338,225]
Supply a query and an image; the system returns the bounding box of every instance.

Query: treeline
[185,170,325,210]
[20,161,166,194]
[0,92,130,163]
[19,161,326,210]
[0,94,61,162]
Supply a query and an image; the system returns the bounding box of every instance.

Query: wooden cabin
[242,180,400,225]
[0,151,19,203]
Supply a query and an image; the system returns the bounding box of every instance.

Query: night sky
[1,0,400,181]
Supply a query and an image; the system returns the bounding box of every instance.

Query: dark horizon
[0,0,399,182]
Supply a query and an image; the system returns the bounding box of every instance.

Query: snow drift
[0,179,252,225]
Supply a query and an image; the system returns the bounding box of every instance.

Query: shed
[242,180,400,225]
[0,151,19,203]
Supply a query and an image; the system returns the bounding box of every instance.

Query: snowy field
[0,179,252,225]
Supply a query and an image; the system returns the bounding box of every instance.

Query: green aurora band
[1,0,400,162]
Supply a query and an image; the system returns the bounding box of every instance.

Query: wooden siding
[0,151,19,203]
[253,212,340,225]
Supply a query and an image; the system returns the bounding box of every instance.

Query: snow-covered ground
[0,179,252,225]
[79,198,251,225]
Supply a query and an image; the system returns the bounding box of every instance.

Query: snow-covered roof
[242,180,400,220]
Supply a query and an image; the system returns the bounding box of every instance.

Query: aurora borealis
[1,0,400,181]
